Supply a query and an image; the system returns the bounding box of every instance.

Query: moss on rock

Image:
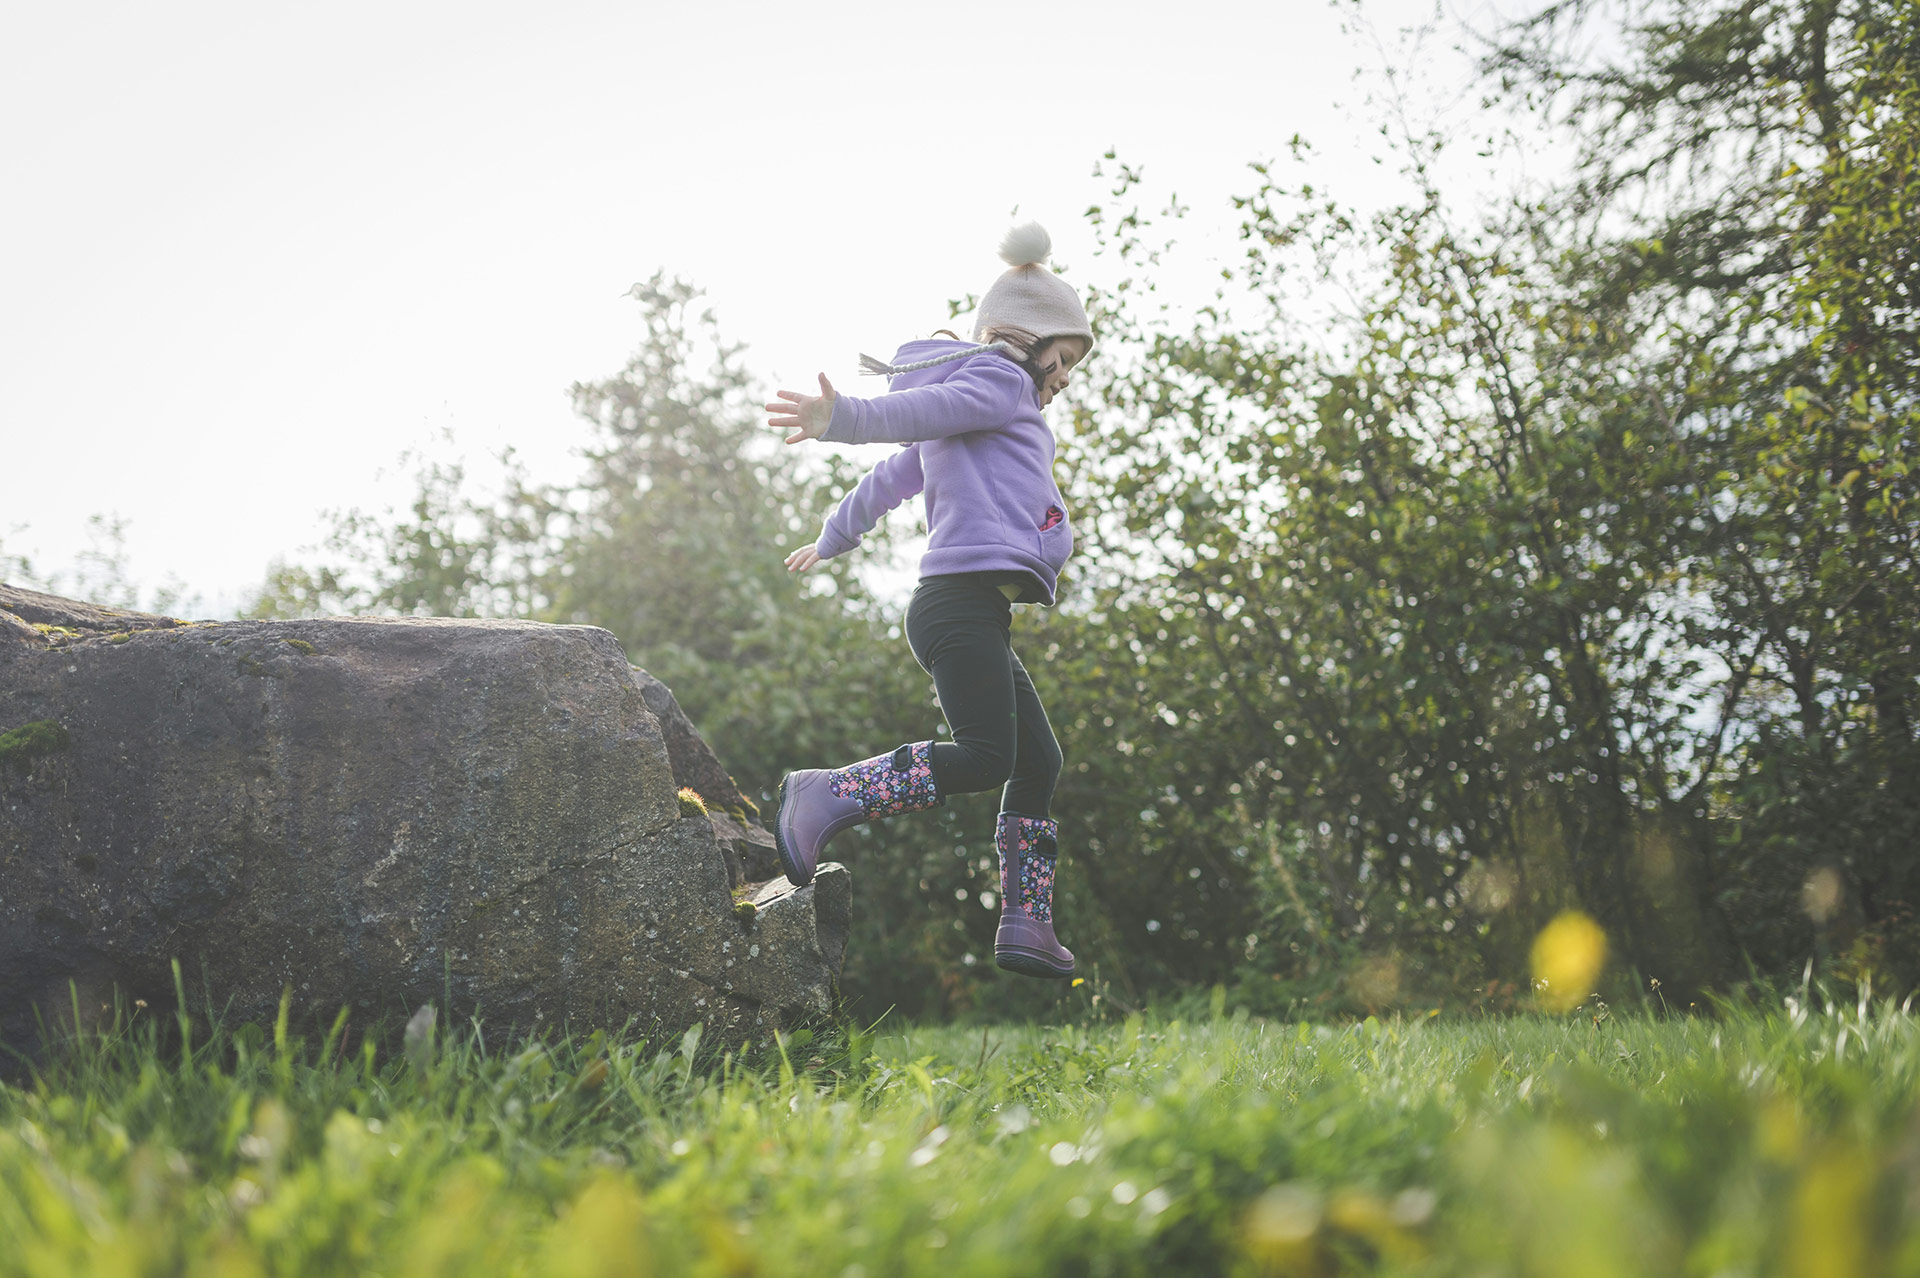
[0,720,70,772]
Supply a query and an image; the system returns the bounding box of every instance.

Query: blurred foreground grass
[4,983,1918,1276]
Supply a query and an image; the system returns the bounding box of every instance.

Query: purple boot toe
[774,769,866,887]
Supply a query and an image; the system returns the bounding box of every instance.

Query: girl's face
[1034,336,1090,407]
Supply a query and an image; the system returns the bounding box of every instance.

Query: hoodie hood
[880,340,1030,393]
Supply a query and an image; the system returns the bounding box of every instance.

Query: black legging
[903,572,1063,816]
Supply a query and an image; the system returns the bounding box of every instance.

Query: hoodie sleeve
[821,356,1029,445]
[816,443,926,559]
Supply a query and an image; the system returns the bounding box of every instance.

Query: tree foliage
[258,0,1919,1012]
[1041,0,1920,1000]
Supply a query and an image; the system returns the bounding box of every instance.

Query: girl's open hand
[785,543,824,573]
[767,374,836,444]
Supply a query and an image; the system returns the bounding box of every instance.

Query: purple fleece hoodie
[813,340,1075,605]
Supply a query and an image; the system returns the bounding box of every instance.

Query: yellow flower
[1530,911,1607,1012]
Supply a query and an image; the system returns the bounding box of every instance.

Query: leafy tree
[1040,0,1920,1000]
[252,0,1919,1009]
[1490,0,1920,979]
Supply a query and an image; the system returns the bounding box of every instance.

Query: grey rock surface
[0,585,844,1061]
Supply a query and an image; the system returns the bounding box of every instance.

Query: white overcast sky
[1,0,1526,616]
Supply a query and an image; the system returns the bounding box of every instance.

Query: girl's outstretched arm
[802,443,925,565]
[822,357,1027,445]
[768,357,1027,448]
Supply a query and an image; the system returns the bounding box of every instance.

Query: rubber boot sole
[994,944,1075,979]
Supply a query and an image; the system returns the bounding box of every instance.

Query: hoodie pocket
[1035,505,1074,573]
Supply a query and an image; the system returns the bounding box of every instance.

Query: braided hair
[855,325,1054,393]
[934,325,1050,392]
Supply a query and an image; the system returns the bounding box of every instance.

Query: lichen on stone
[283,638,317,656]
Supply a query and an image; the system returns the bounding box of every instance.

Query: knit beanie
[973,223,1094,353]
[856,223,1095,378]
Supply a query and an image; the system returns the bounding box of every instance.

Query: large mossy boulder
[0,585,845,1062]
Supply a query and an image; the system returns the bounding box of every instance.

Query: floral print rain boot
[774,742,940,886]
[993,812,1075,978]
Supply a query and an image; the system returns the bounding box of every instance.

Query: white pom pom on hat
[998,221,1054,268]
[975,220,1094,353]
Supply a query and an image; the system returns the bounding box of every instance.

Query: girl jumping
[766,222,1091,979]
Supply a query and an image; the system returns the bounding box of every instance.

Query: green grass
[3,983,1918,1276]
